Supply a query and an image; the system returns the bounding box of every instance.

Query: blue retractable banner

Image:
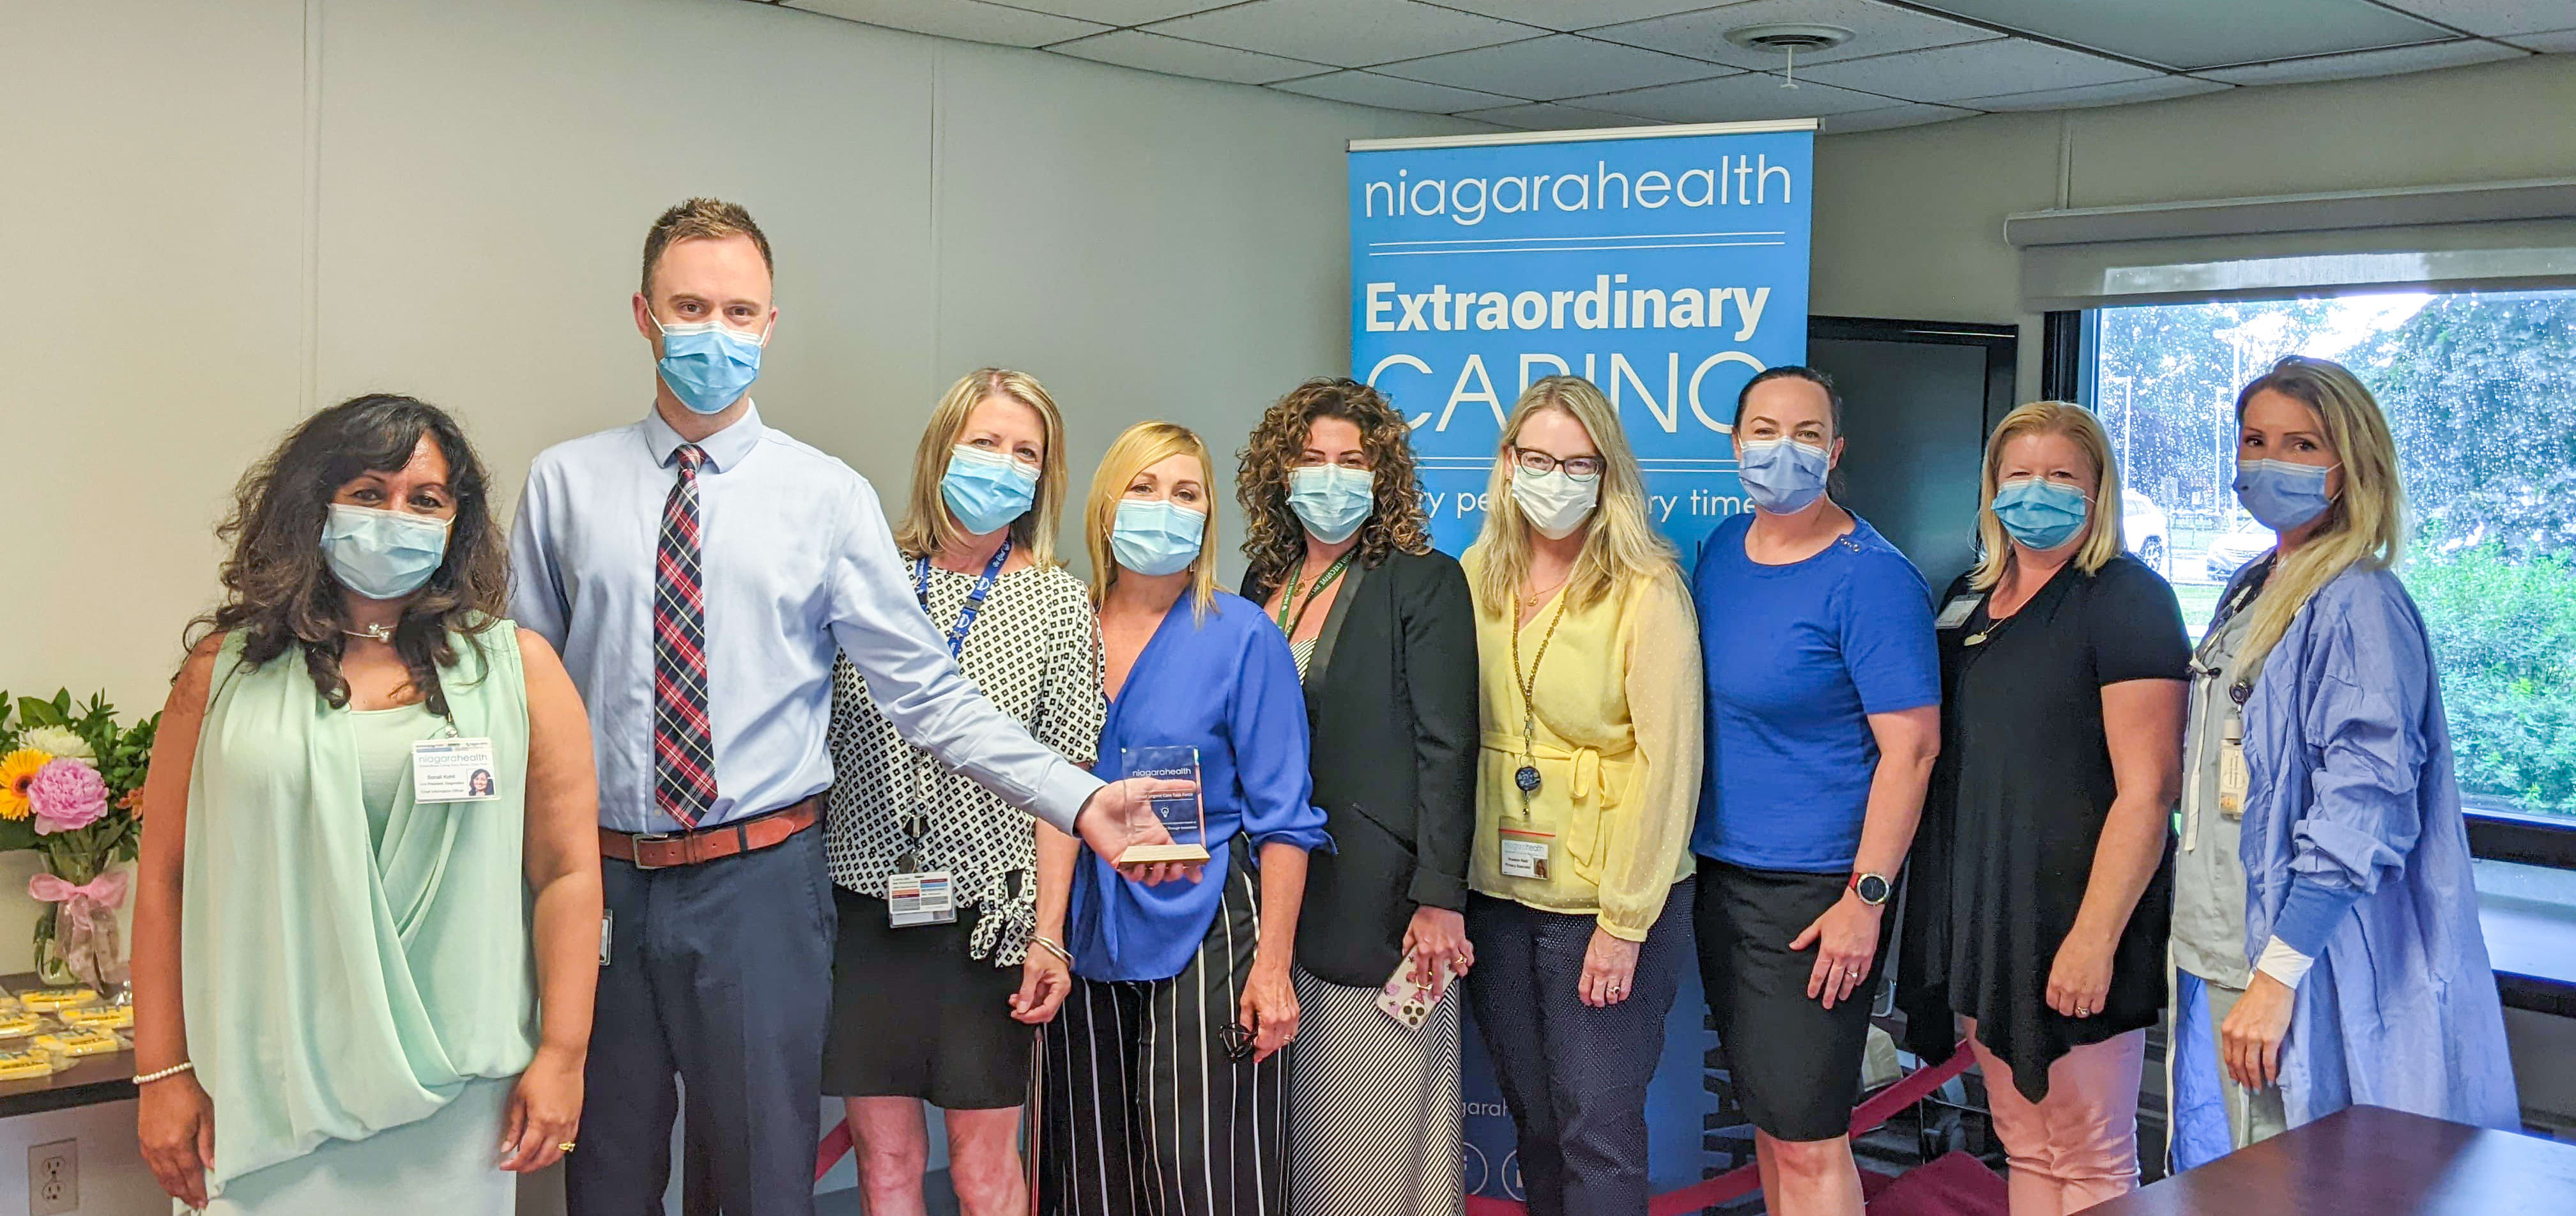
[1347,120,1814,1203]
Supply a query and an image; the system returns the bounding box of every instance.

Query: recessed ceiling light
[1724,23,1855,88]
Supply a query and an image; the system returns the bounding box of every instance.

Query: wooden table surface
[0,973,134,1120]
[2089,1104,2576,1216]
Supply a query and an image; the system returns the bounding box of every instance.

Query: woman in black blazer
[1236,378,1478,1216]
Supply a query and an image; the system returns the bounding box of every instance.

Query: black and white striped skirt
[1287,969,1463,1216]
[1033,863,1286,1216]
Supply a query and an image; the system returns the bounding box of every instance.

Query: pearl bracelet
[134,1061,195,1086]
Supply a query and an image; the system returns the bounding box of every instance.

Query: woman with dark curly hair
[1236,378,1477,1216]
[128,395,602,1214]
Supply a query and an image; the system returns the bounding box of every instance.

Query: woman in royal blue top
[1692,367,1941,1216]
[1032,422,1330,1216]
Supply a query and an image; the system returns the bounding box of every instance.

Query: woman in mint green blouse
[128,395,603,1213]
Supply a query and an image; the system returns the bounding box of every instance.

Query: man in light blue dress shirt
[511,199,1180,1216]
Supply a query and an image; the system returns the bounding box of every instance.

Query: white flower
[16,727,92,763]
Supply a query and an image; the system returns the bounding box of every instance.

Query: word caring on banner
[1349,121,1813,557]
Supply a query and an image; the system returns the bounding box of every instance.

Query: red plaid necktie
[653,444,717,829]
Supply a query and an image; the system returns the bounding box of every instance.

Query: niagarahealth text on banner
[1349,120,1814,560]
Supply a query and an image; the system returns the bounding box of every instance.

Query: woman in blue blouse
[1032,421,1330,1216]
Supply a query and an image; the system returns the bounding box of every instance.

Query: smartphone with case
[1376,955,1453,1029]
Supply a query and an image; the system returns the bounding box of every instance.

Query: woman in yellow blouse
[1460,375,1703,1216]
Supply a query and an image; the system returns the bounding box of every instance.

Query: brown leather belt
[599,797,821,870]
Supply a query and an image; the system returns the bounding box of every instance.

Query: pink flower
[29,759,107,835]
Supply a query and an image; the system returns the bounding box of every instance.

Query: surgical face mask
[1288,465,1374,544]
[653,314,767,415]
[1509,468,1598,540]
[320,503,451,601]
[940,445,1039,537]
[1737,438,1832,514]
[1110,498,1205,577]
[1990,477,2090,551]
[2234,458,2338,532]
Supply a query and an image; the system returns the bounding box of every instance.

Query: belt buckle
[629,832,679,870]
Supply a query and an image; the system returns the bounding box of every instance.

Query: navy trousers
[567,823,837,1216]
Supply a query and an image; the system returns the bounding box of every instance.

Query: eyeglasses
[1219,1021,1257,1061]
[1511,447,1604,482]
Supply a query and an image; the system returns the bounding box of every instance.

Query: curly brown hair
[185,394,509,717]
[1236,378,1432,595]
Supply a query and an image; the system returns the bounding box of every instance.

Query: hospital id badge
[887,871,957,928]
[411,736,500,803]
[1499,827,1554,881]
[1935,594,1982,631]
[2218,718,2249,820]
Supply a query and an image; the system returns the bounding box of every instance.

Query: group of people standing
[119,194,2515,1216]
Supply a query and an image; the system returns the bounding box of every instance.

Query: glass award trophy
[1117,745,1209,865]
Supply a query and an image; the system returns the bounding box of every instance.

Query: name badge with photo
[411,737,501,804]
[888,871,957,928]
[1935,594,1982,631]
[1499,826,1554,881]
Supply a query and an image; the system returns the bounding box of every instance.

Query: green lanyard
[1276,551,1355,638]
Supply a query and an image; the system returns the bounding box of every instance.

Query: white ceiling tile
[1567,73,1895,123]
[1049,30,1330,83]
[2200,38,2527,84]
[1798,38,2158,102]
[1146,0,1541,68]
[1437,1,1735,32]
[1588,0,2005,69]
[1912,0,2451,70]
[1954,74,2230,111]
[783,0,1108,49]
[1376,34,1736,100]
[1269,70,1528,112]
[1453,101,1667,130]
[2503,27,2576,51]
[1823,102,1979,132]
[1010,2,1239,24]
[2371,2,2576,38]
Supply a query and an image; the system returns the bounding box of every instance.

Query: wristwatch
[1850,872,1893,906]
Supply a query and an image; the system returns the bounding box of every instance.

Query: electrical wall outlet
[29,1137,78,1216]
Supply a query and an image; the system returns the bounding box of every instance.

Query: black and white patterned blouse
[827,561,1103,965]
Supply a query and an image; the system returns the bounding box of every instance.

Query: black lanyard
[914,537,1013,659]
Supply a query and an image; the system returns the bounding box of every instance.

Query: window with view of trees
[2094,289,2576,824]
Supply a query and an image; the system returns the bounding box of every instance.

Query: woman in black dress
[1898,401,2187,1216]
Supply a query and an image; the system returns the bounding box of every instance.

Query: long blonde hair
[1470,376,1678,615]
[1968,401,2128,591]
[894,369,1069,567]
[1084,422,1220,619]
[2232,356,2407,676]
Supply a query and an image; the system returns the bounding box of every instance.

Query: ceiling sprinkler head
[1723,24,1853,88]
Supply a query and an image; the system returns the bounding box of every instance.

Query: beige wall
[1809,51,2576,396]
[0,0,1471,968]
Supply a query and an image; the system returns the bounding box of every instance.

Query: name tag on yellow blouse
[1499,826,1554,881]
[411,737,500,804]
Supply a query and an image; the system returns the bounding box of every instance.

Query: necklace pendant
[1515,765,1542,794]
[346,622,395,643]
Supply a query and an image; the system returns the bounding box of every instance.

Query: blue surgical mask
[320,503,451,601]
[1288,465,1374,544]
[940,445,1039,537]
[1110,499,1206,577]
[2234,458,2338,532]
[1990,477,2090,551]
[654,314,767,415]
[1737,438,1831,514]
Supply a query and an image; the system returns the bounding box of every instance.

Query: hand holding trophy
[1073,748,1205,884]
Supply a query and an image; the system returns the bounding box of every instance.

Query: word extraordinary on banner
[1349,121,1814,557]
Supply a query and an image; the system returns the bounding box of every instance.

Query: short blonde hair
[894,369,1069,567]
[1967,401,2127,591]
[1085,422,1220,619]
[641,197,772,296]
[1470,376,1678,615]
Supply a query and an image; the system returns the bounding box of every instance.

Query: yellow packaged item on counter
[0,1047,54,1081]
[17,988,97,1012]
[58,1004,131,1031]
[0,994,22,1016]
[0,1012,43,1039]
[32,1027,122,1059]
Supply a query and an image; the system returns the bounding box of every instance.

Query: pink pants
[1962,1019,2146,1216]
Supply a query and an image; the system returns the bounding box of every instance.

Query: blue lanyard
[914,537,1013,659]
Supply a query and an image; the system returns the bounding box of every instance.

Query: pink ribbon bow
[30,872,132,992]
[29,871,128,930]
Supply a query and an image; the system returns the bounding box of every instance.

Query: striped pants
[1034,863,1287,1216]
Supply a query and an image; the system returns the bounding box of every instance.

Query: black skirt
[821,885,1033,1109]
